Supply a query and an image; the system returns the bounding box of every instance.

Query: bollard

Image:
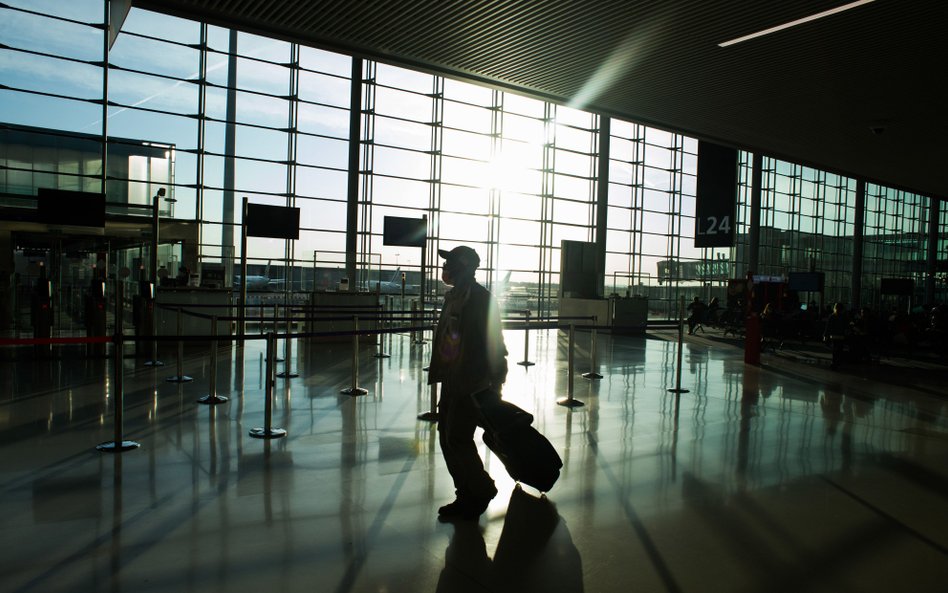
[273,303,284,362]
[250,332,287,439]
[412,299,426,345]
[198,315,228,404]
[557,324,585,408]
[668,296,690,394]
[98,279,140,452]
[389,297,396,351]
[144,340,164,365]
[277,305,298,378]
[517,309,535,367]
[375,300,390,359]
[418,382,438,422]
[167,307,193,383]
[143,299,163,367]
[341,315,368,396]
[583,316,603,379]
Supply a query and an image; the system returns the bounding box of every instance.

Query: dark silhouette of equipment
[132,281,156,358]
[84,270,107,357]
[30,264,53,356]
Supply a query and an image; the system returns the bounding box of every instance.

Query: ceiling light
[718,0,875,47]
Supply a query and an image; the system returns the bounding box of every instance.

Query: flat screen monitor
[246,204,300,240]
[880,278,913,295]
[383,216,426,247]
[788,272,824,292]
[37,188,105,227]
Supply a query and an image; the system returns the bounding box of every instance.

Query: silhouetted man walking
[428,246,508,520]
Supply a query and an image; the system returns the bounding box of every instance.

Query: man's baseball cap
[437,245,480,270]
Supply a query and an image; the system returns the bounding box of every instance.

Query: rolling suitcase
[473,390,563,492]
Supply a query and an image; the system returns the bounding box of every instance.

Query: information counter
[305,291,379,343]
[156,288,233,337]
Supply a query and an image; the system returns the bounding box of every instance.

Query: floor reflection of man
[435,487,584,593]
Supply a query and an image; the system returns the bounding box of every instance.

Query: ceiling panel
[136,0,948,197]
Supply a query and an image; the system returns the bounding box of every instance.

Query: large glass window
[606,120,700,318]
[863,185,930,308]
[1,0,941,324]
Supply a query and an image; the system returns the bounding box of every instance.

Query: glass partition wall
[0,1,943,329]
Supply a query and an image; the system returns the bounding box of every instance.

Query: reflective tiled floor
[1,328,947,592]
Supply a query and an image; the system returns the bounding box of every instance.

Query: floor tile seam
[6,484,183,593]
[675,394,935,434]
[581,386,924,435]
[656,329,948,373]
[583,429,685,593]
[677,473,826,582]
[1,371,121,406]
[766,354,948,397]
[818,474,948,556]
[327,454,419,593]
[0,395,201,494]
[754,356,940,403]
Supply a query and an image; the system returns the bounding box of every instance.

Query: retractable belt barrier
[5,304,612,453]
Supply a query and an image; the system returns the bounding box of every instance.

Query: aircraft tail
[494,270,511,293]
[389,267,401,284]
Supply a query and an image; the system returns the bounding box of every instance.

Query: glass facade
[0,0,944,329]
[748,159,857,305]
[862,184,930,308]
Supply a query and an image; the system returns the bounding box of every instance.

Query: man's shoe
[462,485,498,518]
[438,498,467,517]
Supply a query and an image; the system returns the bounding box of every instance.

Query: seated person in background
[686,296,707,335]
[824,302,850,370]
[925,305,947,354]
[706,297,721,326]
[760,303,779,334]
[850,307,875,362]
[176,265,190,287]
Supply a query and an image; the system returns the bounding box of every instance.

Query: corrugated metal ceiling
[136,0,948,197]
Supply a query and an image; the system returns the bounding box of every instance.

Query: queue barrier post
[250,332,287,439]
[557,323,585,408]
[277,304,298,378]
[517,309,535,367]
[418,382,438,422]
[143,298,163,367]
[166,307,193,383]
[198,315,228,405]
[582,316,603,380]
[341,315,368,396]
[143,341,164,365]
[97,279,140,452]
[375,300,390,359]
[273,303,284,362]
[668,295,690,394]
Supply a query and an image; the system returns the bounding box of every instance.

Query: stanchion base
[276,371,299,378]
[341,387,368,396]
[166,375,193,383]
[582,372,603,380]
[412,340,427,345]
[275,357,285,363]
[374,353,391,358]
[249,427,287,439]
[417,411,438,422]
[143,360,165,367]
[557,398,585,408]
[96,440,141,452]
[422,366,429,372]
[517,360,535,367]
[667,388,690,394]
[197,394,229,405]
